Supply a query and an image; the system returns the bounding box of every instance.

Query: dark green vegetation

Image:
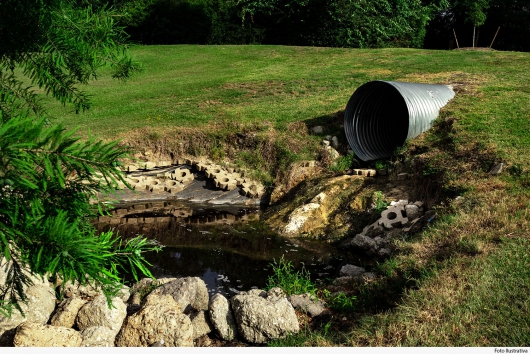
[94,0,530,51]
[0,1,158,316]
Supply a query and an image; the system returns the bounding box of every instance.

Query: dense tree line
[106,0,529,51]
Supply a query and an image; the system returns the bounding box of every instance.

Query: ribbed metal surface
[344,81,455,161]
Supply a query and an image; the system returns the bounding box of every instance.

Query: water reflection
[95,200,344,297]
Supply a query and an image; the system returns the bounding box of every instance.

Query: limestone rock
[208,293,238,341]
[50,297,87,328]
[378,248,392,257]
[350,234,377,252]
[281,202,320,235]
[230,287,299,344]
[404,204,422,220]
[150,277,208,314]
[61,280,101,298]
[0,285,56,346]
[115,294,193,347]
[288,293,328,318]
[331,136,339,149]
[327,147,340,160]
[339,264,366,277]
[80,326,116,347]
[116,285,131,303]
[363,223,384,238]
[75,294,127,334]
[190,310,213,340]
[13,322,82,347]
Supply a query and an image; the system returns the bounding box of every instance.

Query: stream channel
[95,199,348,298]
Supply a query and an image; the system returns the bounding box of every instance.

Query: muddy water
[94,200,345,297]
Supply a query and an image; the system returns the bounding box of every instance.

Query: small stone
[339,264,366,277]
[328,147,340,160]
[365,224,384,238]
[288,293,328,318]
[404,204,422,220]
[378,248,392,257]
[312,126,323,134]
[397,173,409,180]
[489,163,503,175]
[350,234,377,254]
[331,136,339,149]
[322,140,330,147]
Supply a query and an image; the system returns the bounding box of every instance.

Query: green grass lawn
[46,46,530,164]
[47,45,530,346]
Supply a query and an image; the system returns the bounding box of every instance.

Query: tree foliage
[0,0,160,317]
[424,0,530,50]
[238,0,439,48]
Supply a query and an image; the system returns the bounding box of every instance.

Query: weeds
[374,160,389,170]
[329,153,355,172]
[265,257,317,297]
[372,191,389,213]
[322,289,356,313]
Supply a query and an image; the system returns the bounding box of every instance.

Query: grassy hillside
[48,45,530,346]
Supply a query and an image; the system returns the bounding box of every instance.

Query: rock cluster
[322,136,340,160]
[340,200,435,256]
[0,271,302,347]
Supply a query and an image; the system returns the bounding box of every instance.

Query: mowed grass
[45,46,530,162]
[45,45,530,346]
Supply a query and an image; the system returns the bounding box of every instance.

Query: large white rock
[80,326,116,347]
[13,322,82,347]
[115,294,193,347]
[75,294,127,334]
[281,203,320,235]
[0,285,56,346]
[230,287,299,344]
[150,277,208,314]
[208,293,238,341]
[50,297,87,328]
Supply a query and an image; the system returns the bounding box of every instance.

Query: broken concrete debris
[98,159,267,203]
[340,200,433,257]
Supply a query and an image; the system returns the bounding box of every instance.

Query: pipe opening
[344,81,455,161]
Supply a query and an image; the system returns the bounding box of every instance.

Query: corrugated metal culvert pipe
[344,81,455,161]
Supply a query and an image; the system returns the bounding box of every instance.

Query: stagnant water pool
[95,199,355,298]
